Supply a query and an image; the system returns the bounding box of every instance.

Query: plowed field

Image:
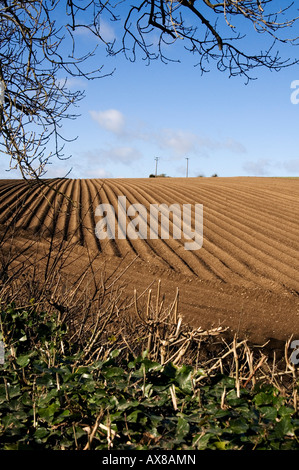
[1,176,298,346]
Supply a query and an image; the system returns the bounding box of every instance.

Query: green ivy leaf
[278,405,294,418]
[175,365,193,395]
[38,402,60,421]
[228,417,249,434]
[103,367,125,378]
[7,385,21,399]
[0,384,8,404]
[109,350,121,359]
[176,417,190,440]
[118,399,140,411]
[162,362,177,379]
[34,428,50,440]
[193,433,211,450]
[254,391,274,407]
[126,410,140,423]
[36,373,54,387]
[214,440,229,450]
[16,354,31,367]
[274,416,294,438]
[260,406,277,421]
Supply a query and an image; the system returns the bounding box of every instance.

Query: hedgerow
[0,301,298,450]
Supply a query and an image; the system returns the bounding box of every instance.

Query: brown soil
[1,176,298,346]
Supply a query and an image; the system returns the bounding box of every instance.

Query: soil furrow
[109,179,201,277]
[141,181,299,290]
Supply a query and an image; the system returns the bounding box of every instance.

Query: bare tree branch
[0,1,298,178]
[0,0,113,178]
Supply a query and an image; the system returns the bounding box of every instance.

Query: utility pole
[155,157,159,177]
[185,157,189,178]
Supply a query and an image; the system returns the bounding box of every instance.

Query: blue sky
[2,3,299,179]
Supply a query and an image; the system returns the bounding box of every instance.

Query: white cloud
[222,138,246,154]
[88,108,246,162]
[101,146,142,164]
[99,21,116,43]
[155,128,246,159]
[89,109,126,135]
[243,159,272,176]
[43,149,115,178]
[89,167,113,178]
[56,77,86,90]
[284,159,299,174]
[156,129,197,158]
[73,21,116,43]
[81,147,142,167]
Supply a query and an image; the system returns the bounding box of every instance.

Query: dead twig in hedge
[243,354,267,389]
[83,411,104,451]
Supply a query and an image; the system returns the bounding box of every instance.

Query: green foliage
[0,303,298,450]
